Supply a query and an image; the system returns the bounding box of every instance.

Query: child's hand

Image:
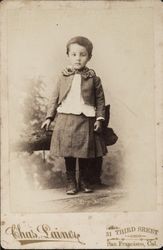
[94,120,102,133]
[41,119,51,131]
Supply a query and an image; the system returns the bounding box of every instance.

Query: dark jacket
[46,67,105,121]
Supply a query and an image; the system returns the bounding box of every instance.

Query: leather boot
[65,157,78,195]
[78,159,93,193]
[88,157,103,185]
[66,170,77,195]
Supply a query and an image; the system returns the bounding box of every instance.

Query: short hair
[66,36,93,58]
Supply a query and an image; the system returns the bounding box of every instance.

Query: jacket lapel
[59,74,74,103]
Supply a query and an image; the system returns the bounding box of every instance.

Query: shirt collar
[62,66,96,79]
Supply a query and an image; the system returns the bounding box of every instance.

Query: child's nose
[76,55,81,61]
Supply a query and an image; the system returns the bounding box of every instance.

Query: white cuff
[96,117,105,121]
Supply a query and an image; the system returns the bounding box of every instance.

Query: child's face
[68,43,90,70]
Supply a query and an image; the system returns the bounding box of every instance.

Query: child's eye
[72,53,76,56]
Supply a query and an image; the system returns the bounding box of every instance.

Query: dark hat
[66,36,93,58]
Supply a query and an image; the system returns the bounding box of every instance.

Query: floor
[11,184,126,213]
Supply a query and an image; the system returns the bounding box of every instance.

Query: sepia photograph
[1,0,163,249]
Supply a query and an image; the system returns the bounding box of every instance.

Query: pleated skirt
[50,113,107,159]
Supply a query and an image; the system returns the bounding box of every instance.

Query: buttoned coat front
[46,71,105,121]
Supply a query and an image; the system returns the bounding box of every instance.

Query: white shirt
[57,73,96,117]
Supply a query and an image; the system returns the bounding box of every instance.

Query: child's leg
[89,157,103,185]
[78,158,93,193]
[64,157,77,195]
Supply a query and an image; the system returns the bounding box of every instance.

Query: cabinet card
[1,0,163,249]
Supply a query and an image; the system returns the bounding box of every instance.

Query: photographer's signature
[5,224,85,245]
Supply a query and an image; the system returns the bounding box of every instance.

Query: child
[42,36,107,195]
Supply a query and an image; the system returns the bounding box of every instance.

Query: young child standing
[42,36,107,195]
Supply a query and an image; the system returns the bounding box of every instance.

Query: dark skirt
[50,113,108,159]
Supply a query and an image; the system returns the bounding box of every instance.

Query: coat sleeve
[94,76,106,120]
[45,76,60,121]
